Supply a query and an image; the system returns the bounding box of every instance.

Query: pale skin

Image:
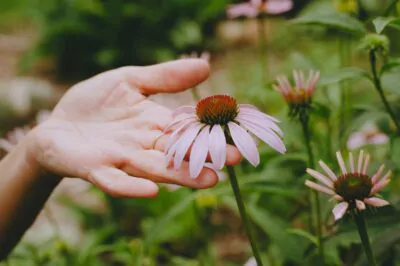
[0,59,241,260]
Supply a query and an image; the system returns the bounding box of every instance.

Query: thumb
[121,59,210,95]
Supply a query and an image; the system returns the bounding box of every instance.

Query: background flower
[227,0,293,19]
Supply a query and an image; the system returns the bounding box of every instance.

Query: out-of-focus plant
[27,0,229,80]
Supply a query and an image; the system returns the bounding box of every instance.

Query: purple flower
[347,123,388,150]
[305,150,391,220]
[164,95,285,178]
[227,0,293,19]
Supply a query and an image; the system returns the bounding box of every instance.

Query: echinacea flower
[347,123,388,150]
[164,95,285,178]
[274,70,320,110]
[305,150,391,220]
[227,0,293,19]
[0,110,51,152]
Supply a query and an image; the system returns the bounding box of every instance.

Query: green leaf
[247,204,304,262]
[373,17,395,34]
[287,228,318,246]
[319,67,371,86]
[291,12,366,35]
[381,58,400,75]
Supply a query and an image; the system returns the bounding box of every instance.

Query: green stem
[299,111,325,264]
[226,165,263,266]
[369,51,400,135]
[258,17,268,85]
[354,211,377,266]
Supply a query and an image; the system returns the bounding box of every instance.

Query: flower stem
[354,211,377,266]
[226,165,263,266]
[258,17,268,85]
[369,51,400,135]
[299,111,325,264]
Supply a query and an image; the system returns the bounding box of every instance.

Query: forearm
[0,133,60,260]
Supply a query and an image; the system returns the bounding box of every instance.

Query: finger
[154,134,242,166]
[88,167,159,198]
[121,150,219,189]
[120,59,210,95]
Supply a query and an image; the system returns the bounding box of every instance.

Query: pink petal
[364,197,390,207]
[209,124,226,170]
[347,133,366,150]
[293,70,303,90]
[336,151,347,175]
[227,3,259,19]
[276,76,291,94]
[190,126,210,178]
[165,119,197,151]
[371,164,385,184]
[305,180,335,195]
[250,0,262,7]
[163,116,197,133]
[371,171,391,194]
[306,168,333,187]
[264,0,293,14]
[349,152,355,172]
[369,134,388,145]
[238,104,280,123]
[237,112,283,137]
[306,70,320,94]
[356,200,366,210]
[0,139,15,152]
[319,160,337,181]
[332,202,349,220]
[228,121,260,166]
[173,123,203,170]
[238,118,286,154]
[362,153,370,174]
[357,150,364,173]
[172,105,196,118]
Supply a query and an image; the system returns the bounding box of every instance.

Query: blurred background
[1,0,400,265]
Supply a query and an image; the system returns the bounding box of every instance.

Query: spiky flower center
[286,89,310,104]
[196,95,238,125]
[334,173,372,202]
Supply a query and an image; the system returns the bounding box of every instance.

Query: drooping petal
[306,169,333,188]
[319,160,337,181]
[172,105,196,117]
[238,104,280,123]
[349,152,355,173]
[264,0,293,14]
[165,119,197,151]
[238,118,286,154]
[226,3,259,18]
[336,151,347,175]
[173,123,203,170]
[237,112,283,137]
[357,150,364,173]
[362,153,370,174]
[208,124,227,170]
[356,200,366,210]
[163,115,197,133]
[189,126,210,178]
[332,202,349,220]
[305,180,335,196]
[371,164,385,184]
[228,122,260,166]
[364,197,390,207]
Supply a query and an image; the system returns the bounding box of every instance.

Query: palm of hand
[31,61,232,197]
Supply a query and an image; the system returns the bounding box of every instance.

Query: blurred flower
[334,0,358,14]
[0,110,51,152]
[180,51,210,62]
[305,150,390,220]
[226,0,293,19]
[359,33,390,54]
[274,70,320,117]
[347,123,388,150]
[164,95,285,178]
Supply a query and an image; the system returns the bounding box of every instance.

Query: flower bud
[360,33,390,54]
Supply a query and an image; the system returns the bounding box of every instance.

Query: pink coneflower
[164,95,285,178]
[305,150,391,220]
[0,110,51,152]
[275,70,320,106]
[227,0,293,19]
[347,123,388,150]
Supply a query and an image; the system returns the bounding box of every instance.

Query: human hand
[28,59,241,198]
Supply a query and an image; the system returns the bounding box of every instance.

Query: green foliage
[32,0,229,80]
